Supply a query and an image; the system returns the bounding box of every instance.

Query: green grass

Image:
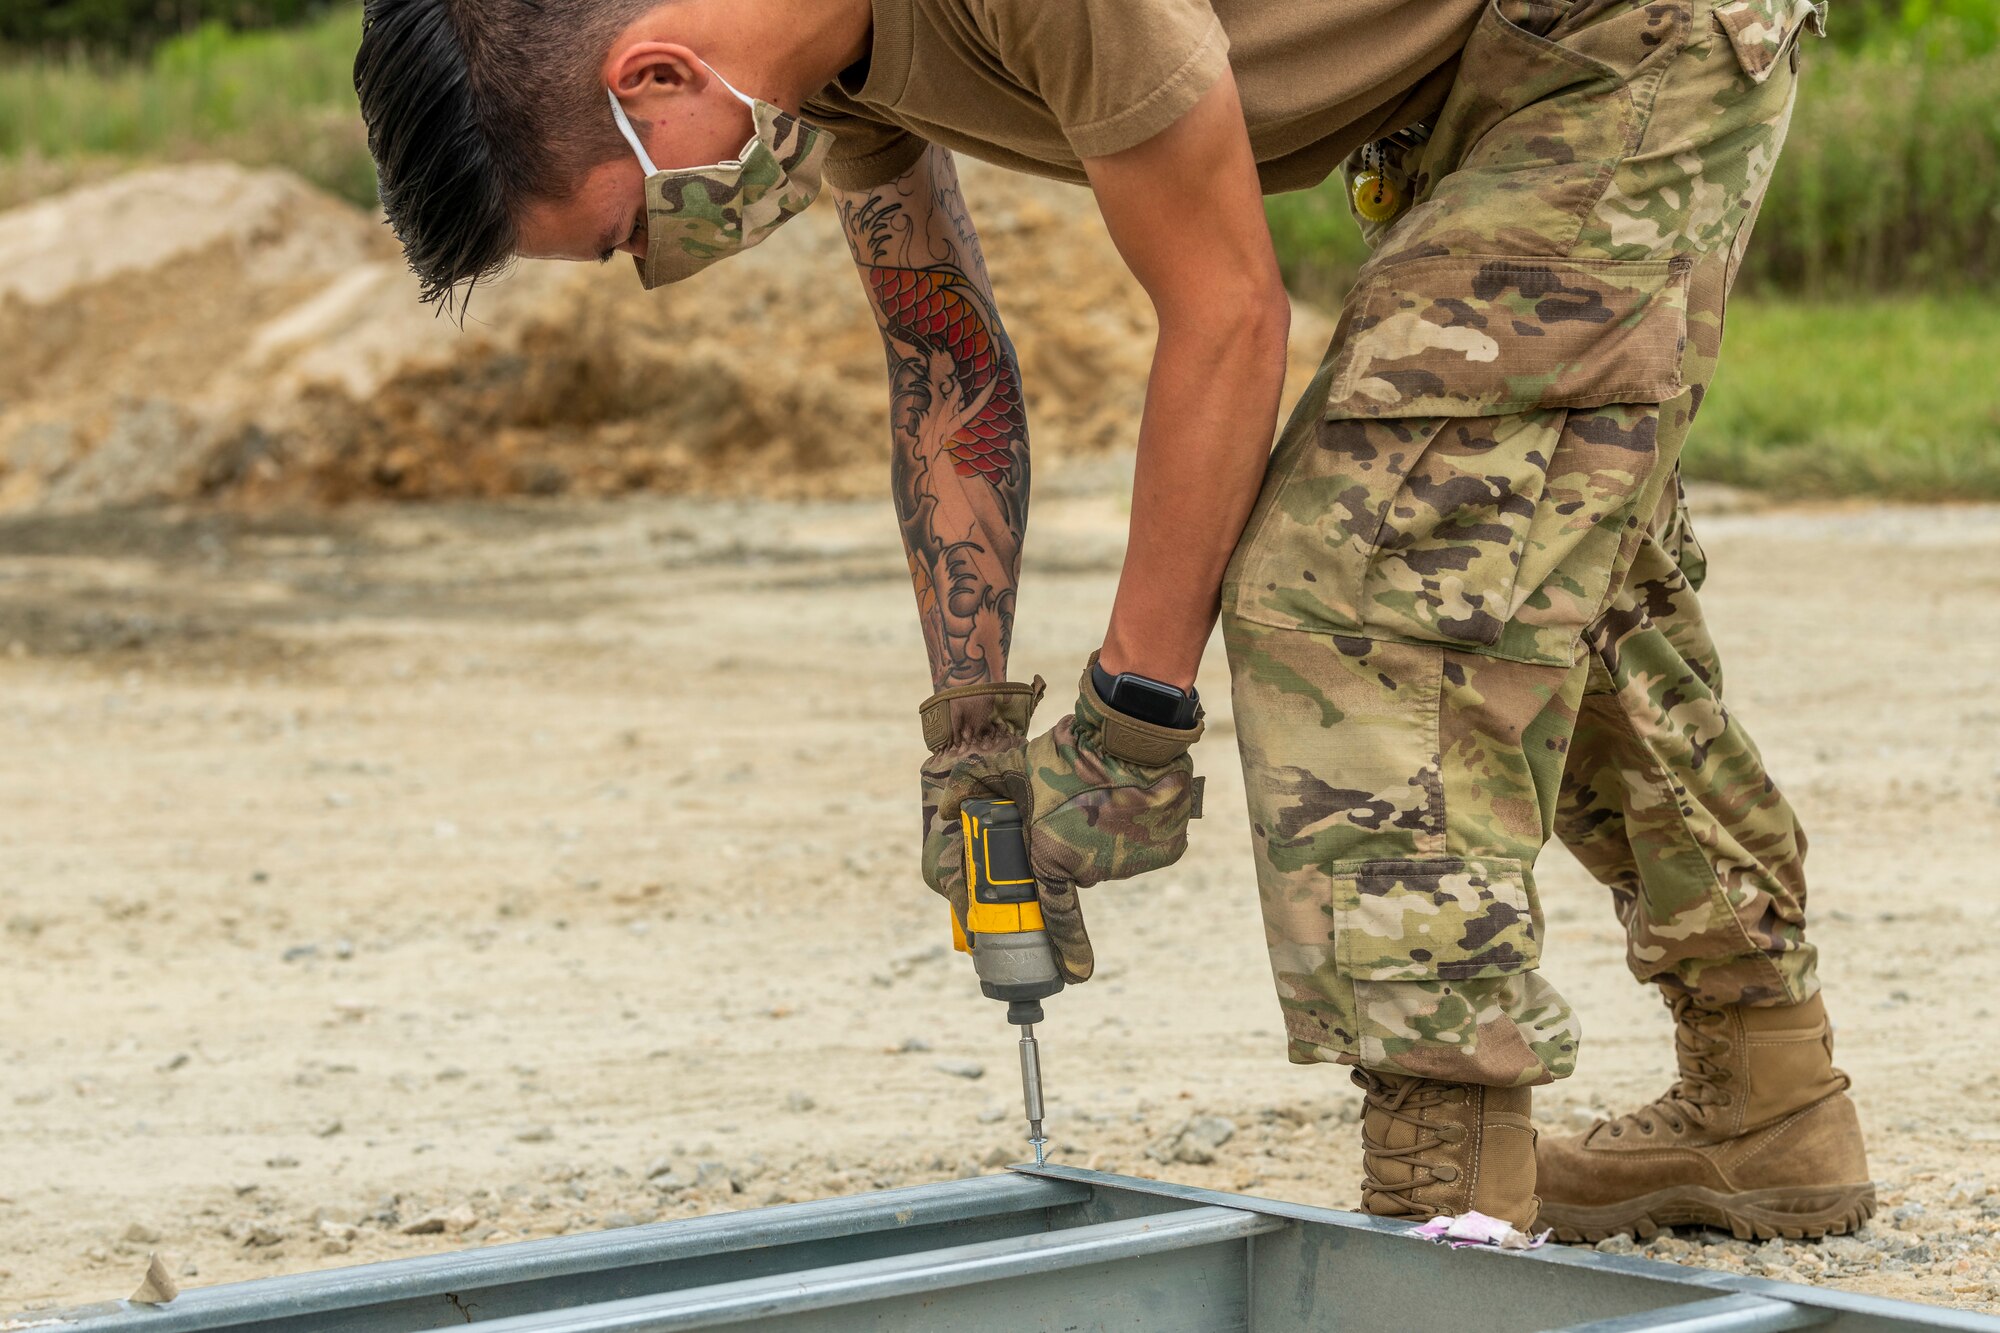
[1262,187,1371,312]
[1688,296,2000,499]
[0,6,373,206]
[1749,44,2000,292]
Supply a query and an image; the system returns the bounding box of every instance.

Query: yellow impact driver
[952,797,1062,1164]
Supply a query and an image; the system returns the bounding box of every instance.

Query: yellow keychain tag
[1351,168,1405,224]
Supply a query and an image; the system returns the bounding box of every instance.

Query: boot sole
[1539,1182,1877,1243]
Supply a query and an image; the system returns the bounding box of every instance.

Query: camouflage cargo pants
[1220,0,1825,1087]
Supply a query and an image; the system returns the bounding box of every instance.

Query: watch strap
[1078,658,1203,766]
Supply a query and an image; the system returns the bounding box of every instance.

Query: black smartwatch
[1090,661,1201,730]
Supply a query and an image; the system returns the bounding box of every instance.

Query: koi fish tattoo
[836,148,1029,690]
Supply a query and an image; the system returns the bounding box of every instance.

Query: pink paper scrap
[1411,1210,1553,1250]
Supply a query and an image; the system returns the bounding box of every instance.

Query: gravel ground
[2,478,1997,1316]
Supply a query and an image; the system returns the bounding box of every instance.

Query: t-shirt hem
[1062,16,1230,159]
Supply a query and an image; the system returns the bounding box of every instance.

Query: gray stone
[933,1060,985,1080]
[122,1222,162,1245]
[1184,1116,1237,1150]
[1594,1235,1637,1255]
[515,1125,555,1143]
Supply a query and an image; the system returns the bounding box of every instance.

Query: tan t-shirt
[801,0,1483,194]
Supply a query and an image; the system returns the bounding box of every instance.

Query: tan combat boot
[1537,993,1875,1242]
[1351,1069,1537,1228]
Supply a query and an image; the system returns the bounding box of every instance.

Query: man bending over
[355,0,1869,1238]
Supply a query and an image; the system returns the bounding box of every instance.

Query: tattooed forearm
[835,147,1029,689]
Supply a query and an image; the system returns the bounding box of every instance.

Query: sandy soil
[3,472,1998,1317]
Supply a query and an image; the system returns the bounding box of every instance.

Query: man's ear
[604,40,709,116]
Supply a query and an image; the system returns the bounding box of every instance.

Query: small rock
[644,1155,680,1181]
[282,944,319,963]
[435,1066,468,1082]
[243,1224,287,1248]
[516,1125,555,1143]
[265,1156,299,1169]
[603,1212,637,1228]
[784,1092,816,1113]
[156,1053,190,1073]
[401,1214,447,1236]
[314,1118,344,1138]
[1594,1234,1637,1255]
[1890,1203,1926,1228]
[122,1222,162,1245]
[895,1037,932,1053]
[976,1106,1007,1125]
[129,1253,178,1304]
[1183,1116,1237,1150]
[934,1060,985,1080]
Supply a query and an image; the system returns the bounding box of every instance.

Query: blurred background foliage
[0,0,1995,496]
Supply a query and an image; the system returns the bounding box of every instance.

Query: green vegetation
[1752,43,2000,293]
[1687,296,2000,499]
[0,6,372,206]
[2,0,335,57]
[1261,186,1371,313]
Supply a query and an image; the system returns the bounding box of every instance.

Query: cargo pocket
[1713,0,1824,82]
[1229,251,1692,656]
[1331,857,1541,982]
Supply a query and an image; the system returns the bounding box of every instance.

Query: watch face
[1113,675,1188,727]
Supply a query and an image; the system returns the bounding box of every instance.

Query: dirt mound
[0,162,1331,510]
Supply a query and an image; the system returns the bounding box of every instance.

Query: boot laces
[1352,1069,1465,1219]
[1604,997,1733,1139]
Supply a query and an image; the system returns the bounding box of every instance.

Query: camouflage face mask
[605,64,831,289]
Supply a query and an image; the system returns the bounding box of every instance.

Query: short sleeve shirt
[801,0,1481,194]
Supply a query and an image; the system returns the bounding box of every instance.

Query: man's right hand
[920,660,1203,983]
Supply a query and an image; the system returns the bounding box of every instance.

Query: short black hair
[354,0,654,310]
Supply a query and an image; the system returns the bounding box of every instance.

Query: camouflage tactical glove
[920,655,1204,983]
[919,677,1048,932]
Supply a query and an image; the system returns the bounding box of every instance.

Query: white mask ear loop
[607,60,756,177]
[606,89,660,176]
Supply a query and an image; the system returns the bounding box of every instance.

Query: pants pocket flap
[1714,0,1825,83]
[1332,857,1541,982]
[1325,254,1693,419]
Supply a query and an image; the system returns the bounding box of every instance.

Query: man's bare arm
[834,147,1028,690]
[1083,72,1292,689]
